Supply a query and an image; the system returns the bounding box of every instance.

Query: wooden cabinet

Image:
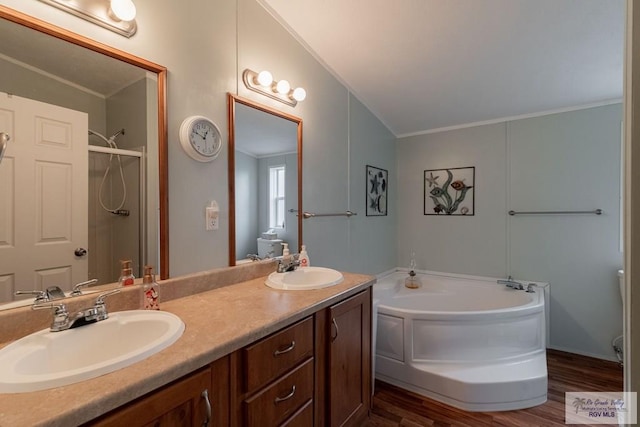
[325,290,372,426]
[232,317,315,426]
[232,289,372,427]
[90,356,229,427]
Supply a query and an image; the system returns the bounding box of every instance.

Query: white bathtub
[374,269,548,412]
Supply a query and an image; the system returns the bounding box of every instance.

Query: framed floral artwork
[424,167,475,215]
[366,165,388,216]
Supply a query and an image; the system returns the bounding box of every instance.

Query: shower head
[89,128,125,149]
[0,132,9,165]
[111,128,125,140]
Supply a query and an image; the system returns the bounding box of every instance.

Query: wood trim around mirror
[0,5,170,279]
[227,93,303,266]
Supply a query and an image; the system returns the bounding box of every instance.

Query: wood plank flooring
[363,350,623,427]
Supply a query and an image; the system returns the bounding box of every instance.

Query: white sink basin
[265,266,344,290]
[0,310,184,393]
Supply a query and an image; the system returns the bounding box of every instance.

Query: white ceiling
[235,102,298,157]
[261,0,625,137]
[0,17,146,97]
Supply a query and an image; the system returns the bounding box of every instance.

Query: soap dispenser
[281,242,290,257]
[299,245,310,267]
[405,252,421,289]
[142,265,160,310]
[118,260,135,287]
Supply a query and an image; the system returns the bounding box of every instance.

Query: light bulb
[256,70,273,87]
[110,0,137,22]
[291,87,307,102]
[275,80,290,95]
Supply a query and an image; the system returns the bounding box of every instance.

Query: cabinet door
[327,289,372,426]
[91,367,213,427]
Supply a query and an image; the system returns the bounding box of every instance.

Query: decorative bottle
[143,265,160,310]
[118,260,135,286]
[405,252,421,289]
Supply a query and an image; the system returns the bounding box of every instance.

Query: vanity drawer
[280,400,313,427]
[243,316,313,392]
[243,358,314,426]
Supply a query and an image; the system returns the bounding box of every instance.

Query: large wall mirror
[227,94,302,266]
[0,6,168,308]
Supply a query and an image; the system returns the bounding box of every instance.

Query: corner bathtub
[374,269,548,412]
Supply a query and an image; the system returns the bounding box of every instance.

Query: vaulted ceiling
[261,0,625,137]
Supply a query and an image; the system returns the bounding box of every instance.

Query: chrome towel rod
[508,209,603,216]
[298,210,357,219]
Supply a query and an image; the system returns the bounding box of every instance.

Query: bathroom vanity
[0,263,374,426]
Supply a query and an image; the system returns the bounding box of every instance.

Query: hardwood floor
[364,350,623,427]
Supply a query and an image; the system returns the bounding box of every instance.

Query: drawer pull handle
[274,340,296,356]
[201,389,212,427]
[331,318,339,342]
[275,385,296,403]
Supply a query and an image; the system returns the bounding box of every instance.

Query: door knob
[74,248,88,257]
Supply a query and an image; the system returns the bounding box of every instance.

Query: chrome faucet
[15,285,66,304]
[497,276,524,290]
[32,289,120,332]
[277,254,300,273]
[246,253,262,261]
[70,278,99,296]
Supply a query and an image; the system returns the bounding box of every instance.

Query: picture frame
[424,166,475,215]
[366,165,388,216]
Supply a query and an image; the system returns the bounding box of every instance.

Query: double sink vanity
[0,261,374,426]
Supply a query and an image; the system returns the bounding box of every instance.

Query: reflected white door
[0,92,88,302]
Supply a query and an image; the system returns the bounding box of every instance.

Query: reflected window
[269,165,285,228]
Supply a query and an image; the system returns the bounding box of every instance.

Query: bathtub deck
[366,349,623,426]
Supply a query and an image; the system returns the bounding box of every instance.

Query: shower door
[0,92,88,302]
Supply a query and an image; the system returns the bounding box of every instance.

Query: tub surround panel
[0,265,374,427]
[396,123,508,277]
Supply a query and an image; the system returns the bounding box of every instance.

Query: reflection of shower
[0,132,9,165]
[88,129,128,215]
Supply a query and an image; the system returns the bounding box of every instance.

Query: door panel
[0,92,88,299]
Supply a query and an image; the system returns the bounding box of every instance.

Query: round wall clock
[179,115,223,162]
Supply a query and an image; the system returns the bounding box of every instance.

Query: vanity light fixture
[242,69,306,107]
[38,0,138,38]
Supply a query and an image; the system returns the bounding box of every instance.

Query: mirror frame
[0,5,170,278]
[227,93,303,266]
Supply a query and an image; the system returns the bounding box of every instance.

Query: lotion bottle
[118,260,135,286]
[299,245,310,267]
[142,265,160,310]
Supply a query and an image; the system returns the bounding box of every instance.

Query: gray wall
[0,0,397,276]
[235,150,259,258]
[0,56,105,132]
[397,104,623,360]
[105,78,148,278]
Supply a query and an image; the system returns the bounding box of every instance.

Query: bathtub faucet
[497,276,524,290]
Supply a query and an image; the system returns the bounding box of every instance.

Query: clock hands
[194,129,210,140]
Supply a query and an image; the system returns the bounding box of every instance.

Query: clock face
[189,120,219,157]
[179,116,222,162]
